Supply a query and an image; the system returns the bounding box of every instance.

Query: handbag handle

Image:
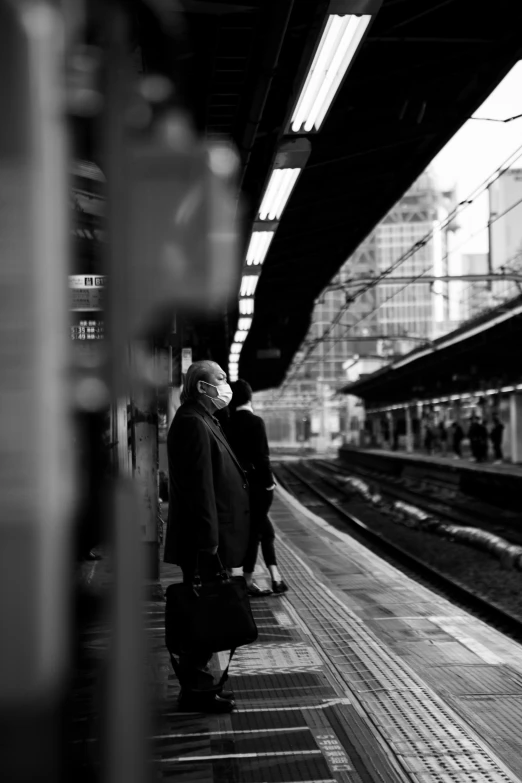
[192,552,229,590]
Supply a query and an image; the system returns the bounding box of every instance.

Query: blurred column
[0,3,72,780]
[509,392,522,463]
[102,9,148,783]
[130,341,160,580]
[405,406,413,453]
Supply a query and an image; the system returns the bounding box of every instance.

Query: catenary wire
[277,144,522,394]
[279,189,522,395]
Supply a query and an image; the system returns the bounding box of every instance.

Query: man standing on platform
[164,360,250,713]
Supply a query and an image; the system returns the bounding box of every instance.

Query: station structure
[3,2,522,783]
[341,295,522,462]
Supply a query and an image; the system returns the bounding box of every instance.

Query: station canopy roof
[339,297,522,408]
[138,0,522,388]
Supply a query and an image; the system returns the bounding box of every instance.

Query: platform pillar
[0,5,73,779]
[369,413,380,447]
[405,406,414,453]
[288,409,297,445]
[509,393,522,463]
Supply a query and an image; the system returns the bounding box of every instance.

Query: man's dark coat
[164,400,250,568]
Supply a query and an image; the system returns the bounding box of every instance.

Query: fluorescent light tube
[229,355,239,364]
[258,168,301,220]
[291,14,371,133]
[234,331,248,343]
[239,298,255,315]
[246,231,275,266]
[240,275,259,297]
[238,318,252,331]
[230,343,242,354]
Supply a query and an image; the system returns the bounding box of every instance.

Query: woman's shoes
[272,580,289,595]
[247,582,272,597]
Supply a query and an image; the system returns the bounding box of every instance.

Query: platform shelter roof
[97,1,522,385]
[339,296,522,408]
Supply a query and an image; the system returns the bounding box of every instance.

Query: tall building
[375,172,457,353]
[460,253,489,320]
[489,168,522,304]
[255,173,457,448]
[255,238,379,450]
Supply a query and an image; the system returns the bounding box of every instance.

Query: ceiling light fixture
[257,139,311,223]
[290,1,382,133]
[230,343,242,354]
[258,169,301,221]
[246,231,275,265]
[234,330,248,343]
[239,298,255,315]
[238,318,252,331]
[240,275,259,297]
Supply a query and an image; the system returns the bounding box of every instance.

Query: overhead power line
[279,141,522,395]
[315,193,522,361]
[471,113,522,123]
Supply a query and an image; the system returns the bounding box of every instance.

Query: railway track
[315,458,522,546]
[273,461,522,641]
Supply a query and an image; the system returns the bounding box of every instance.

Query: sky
[430,61,522,254]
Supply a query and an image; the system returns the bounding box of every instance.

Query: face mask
[200,381,233,410]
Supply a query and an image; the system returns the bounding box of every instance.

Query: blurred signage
[70,312,105,363]
[181,348,192,374]
[69,275,106,311]
[70,319,105,340]
[69,275,106,287]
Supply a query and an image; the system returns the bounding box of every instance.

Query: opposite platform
[338,445,522,477]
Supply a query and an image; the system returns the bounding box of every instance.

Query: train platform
[339,445,522,477]
[73,487,522,782]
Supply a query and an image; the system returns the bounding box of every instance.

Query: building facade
[489,168,522,304]
[255,173,458,448]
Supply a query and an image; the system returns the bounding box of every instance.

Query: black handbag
[165,556,258,658]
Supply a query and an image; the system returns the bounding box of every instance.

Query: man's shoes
[272,580,289,595]
[247,582,272,597]
[178,690,236,714]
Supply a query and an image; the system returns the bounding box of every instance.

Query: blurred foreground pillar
[0,3,72,780]
[131,341,160,580]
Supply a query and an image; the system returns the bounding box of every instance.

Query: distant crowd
[382,414,505,464]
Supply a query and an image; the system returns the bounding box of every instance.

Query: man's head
[231,379,252,410]
[181,360,230,410]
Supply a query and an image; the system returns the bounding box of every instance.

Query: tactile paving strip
[275,520,519,782]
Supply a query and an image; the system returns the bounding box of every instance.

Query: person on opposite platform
[451,420,464,458]
[227,379,289,598]
[164,360,250,714]
[490,414,505,463]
